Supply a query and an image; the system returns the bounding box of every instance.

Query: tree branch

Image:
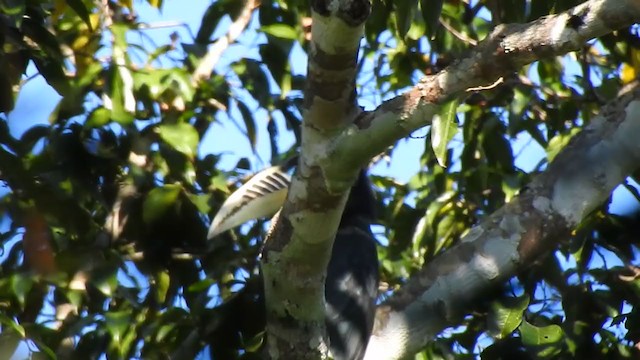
[192,0,258,83]
[261,0,371,358]
[331,0,640,173]
[366,84,640,359]
[261,0,640,358]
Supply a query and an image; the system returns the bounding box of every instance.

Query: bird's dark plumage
[208,162,379,360]
[326,171,379,360]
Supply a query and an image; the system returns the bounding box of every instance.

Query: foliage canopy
[1,0,640,358]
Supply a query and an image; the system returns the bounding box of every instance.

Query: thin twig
[439,18,478,46]
[466,77,503,91]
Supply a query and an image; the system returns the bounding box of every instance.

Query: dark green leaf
[420,0,444,39]
[19,125,49,154]
[395,0,419,39]
[237,101,257,151]
[143,184,182,224]
[92,265,118,297]
[10,273,33,307]
[196,0,246,44]
[66,0,93,30]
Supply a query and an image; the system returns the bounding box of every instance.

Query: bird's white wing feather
[207,165,291,239]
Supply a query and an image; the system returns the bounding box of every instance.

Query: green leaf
[420,0,444,39]
[155,323,176,343]
[210,173,229,193]
[66,0,92,30]
[186,193,212,214]
[243,331,265,352]
[431,98,459,167]
[19,125,50,154]
[158,123,199,158]
[155,270,170,304]
[546,127,580,162]
[187,278,215,293]
[147,0,162,8]
[85,107,112,128]
[196,0,246,44]
[519,319,564,358]
[10,274,33,307]
[27,17,70,95]
[259,40,292,91]
[107,65,135,125]
[143,184,182,224]
[261,24,298,40]
[111,23,129,51]
[411,215,430,258]
[519,319,564,346]
[0,0,26,27]
[105,310,131,342]
[159,69,195,103]
[237,101,257,151]
[92,266,118,297]
[488,295,530,339]
[0,314,26,338]
[107,24,135,124]
[395,0,418,39]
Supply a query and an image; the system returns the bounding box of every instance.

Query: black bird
[208,159,379,360]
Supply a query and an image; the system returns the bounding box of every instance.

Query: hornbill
[208,159,379,360]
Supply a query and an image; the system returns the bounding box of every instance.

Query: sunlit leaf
[66,0,92,30]
[85,107,112,128]
[155,270,170,304]
[244,331,265,352]
[147,0,162,9]
[92,266,118,297]
[488,295,530,339]
[118,0,133,11]
[519,319,564,346]
[0,314,25,338]
[546,127,580,162]
[431,98,458,167]
[261,24,298,40]
[158,123,199,159]
[187,193,212,214]
[105,310,131,342]
[187,278,215,293]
